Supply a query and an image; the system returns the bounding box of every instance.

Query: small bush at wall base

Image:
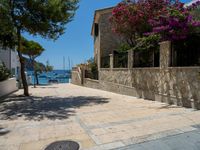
[91,63,98,80]
[0,63,11,82]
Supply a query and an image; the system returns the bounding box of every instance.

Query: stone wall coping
[168,67,200,69]
[159,41,171,45]
[131,67,160,70]
[85,78,99,83]
[72,70,79,73]
[100,68,111,70]
[112,68,129,70]
[101,80,137,89]
[100,68,129,71]
[127,48,134,52]
[100,67,200,71]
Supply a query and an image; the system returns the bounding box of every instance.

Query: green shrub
[133,35,160,52]
[117,43,132,53]
[91,62,98,79]
[0,63,11,81]
[132,35,160,67]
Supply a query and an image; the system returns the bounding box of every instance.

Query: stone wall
[71,70,82,86]
[0,78,18,97]
[99,67,200,109]
[84,78,100,89]
[93,11,124,70]
[99,13,123,57]
[72,38,200,109]
[72,66,200,109]
[99,68,132,86]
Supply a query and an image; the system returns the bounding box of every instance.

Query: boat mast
[63,56,65,71]
[68,57,71,71]
[71,60,73,69]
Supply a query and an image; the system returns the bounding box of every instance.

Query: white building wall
[0,47,20,78]
[0,78,18,97]
[0,48,11,69]
[11,49,20,78]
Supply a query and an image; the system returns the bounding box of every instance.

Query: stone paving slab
[116,129,200,150]
[0,84,200,150]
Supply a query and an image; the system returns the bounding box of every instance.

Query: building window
[94,23,99,37]
[11,68,15,77]
[171,34,200,67]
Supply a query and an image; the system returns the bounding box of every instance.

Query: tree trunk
[35,71,39,85]
[32,60,36,88]
[17,29,29,96]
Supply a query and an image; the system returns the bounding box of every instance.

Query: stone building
[91,7,123,70]
[72,6,200,110]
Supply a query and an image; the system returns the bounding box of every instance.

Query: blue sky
[24,0,122,70]
[24,0,191,70]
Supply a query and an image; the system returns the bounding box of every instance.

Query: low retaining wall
[84,78,100,89]
[99,67,200,109]
[71,66,200,109]
[71,71,82,86]
[0,78,18,97]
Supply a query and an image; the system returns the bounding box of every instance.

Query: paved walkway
[0,84,200,150]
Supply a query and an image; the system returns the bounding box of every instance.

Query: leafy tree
[111,0,200,43]
[117,43,132,53]
[192,8,200,21]
[45,60,53,72]
[110,0,168,47]
[87,58,98,80]
[148,1,200,41]
[0,1,16,48]
[34,62,45,85]
[21,38,45,88]
[0,0,78,96]
[133,35,160,52]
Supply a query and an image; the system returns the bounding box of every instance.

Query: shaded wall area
[99,67,200,109]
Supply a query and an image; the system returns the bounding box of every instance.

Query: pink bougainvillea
[110,0,200,43]
[149,1,200,41]
[110,0,170,46]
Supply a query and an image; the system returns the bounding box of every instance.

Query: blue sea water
[27,70,71,85]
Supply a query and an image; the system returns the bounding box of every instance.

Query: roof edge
[91,7,114,36]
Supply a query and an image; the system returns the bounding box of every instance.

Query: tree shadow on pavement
[0,95,109,121]
[0,127,10,136]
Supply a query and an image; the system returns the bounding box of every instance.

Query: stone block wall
[72,39,200,109]
[98,12,123,57]
[71,69,82,86]
[99,68,132,86]
[84,78,100,89]
[99,67,200,109]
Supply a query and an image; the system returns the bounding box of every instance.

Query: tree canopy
[0,0,79,95]
[21,38,45,60]
[110,0,200,46]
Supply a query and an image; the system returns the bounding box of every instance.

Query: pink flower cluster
[149,1,200,40]
[110,0,200,42]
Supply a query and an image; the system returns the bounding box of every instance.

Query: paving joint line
[86,111,194,130]
[115,127,198,150]
[75,115,102,145]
